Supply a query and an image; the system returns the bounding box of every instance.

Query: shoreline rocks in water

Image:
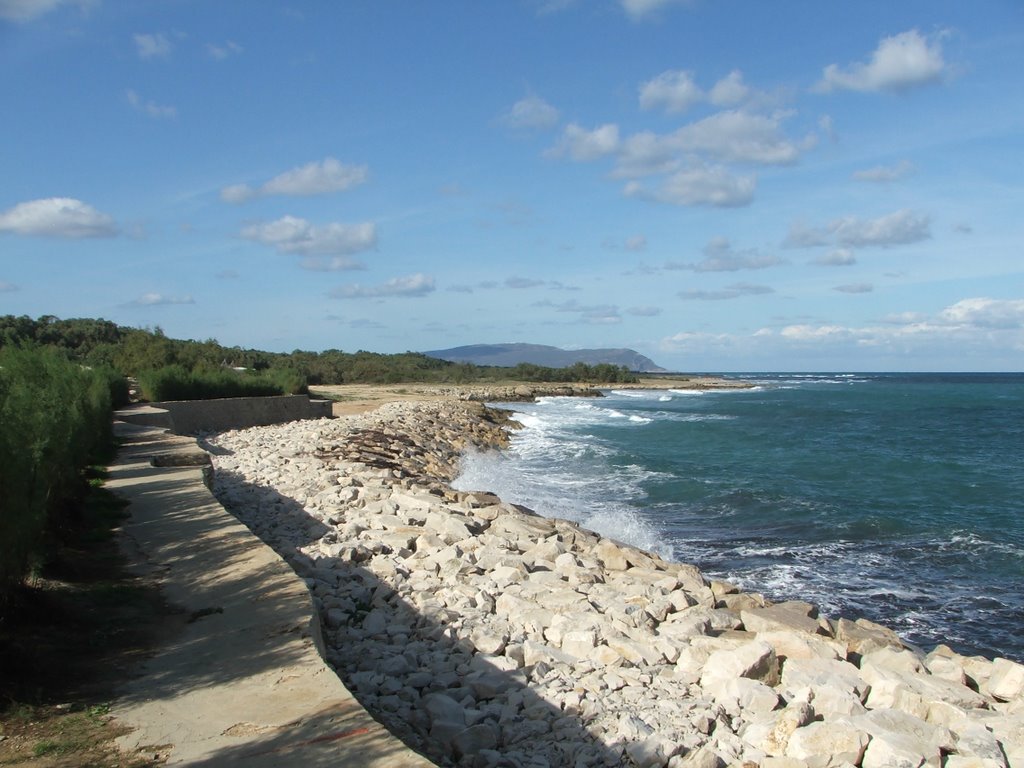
[206,400,1024,768]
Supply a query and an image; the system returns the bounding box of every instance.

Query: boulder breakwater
[206,400,1024,768]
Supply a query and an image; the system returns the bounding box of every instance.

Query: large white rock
[785,720,870,767]
[701,640,780,686]
[986,658,1024,702]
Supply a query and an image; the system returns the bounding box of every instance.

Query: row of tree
[0,315,640,391]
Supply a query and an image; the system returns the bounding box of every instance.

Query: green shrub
[137,365,307,402]
[0,347,114,598]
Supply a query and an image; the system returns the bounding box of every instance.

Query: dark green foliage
[0,346,115,598]
[0,314,639,393]
[137,365,306,402]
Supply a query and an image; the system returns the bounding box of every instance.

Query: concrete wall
[117,394,332,435]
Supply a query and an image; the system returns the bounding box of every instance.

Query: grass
[0,469,172,767]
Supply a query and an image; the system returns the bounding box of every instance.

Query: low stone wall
[117,394,332,435]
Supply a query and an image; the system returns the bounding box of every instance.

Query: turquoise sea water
[454,373,1024,661]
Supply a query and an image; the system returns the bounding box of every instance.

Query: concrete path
[107,419,435,767]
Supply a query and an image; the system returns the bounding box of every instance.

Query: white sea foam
[454,395,672,559]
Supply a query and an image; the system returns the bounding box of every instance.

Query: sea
[453,373,1024,662]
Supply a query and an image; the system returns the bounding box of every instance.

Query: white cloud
[668,237,784,272]
[780,324,851,341]
[813,248,857,266]
[0,197,117,238]
[127,292,195,307]
[126,89,177,119]
[207,40,243,60]
[241,216,376,256]
[621,0,691,20]
[134,32,172,59]
[626,165,755,207]
[639,70,703,113]
[501,93,560,130]
[709,70,751,106]
[547,123,620,161]
[831,209,931,247]
[834,283,873,294]
[0,0,87,21]
[669,109,802,165]
[939,298,1024,329]
[817,29,946,93]
[679,282,774,300]
[0,280,19,292]
[785,209,930,249]
[330,273,435,299]
[223,157,369,202]
[784,222,831,248]
[853,160,914,182]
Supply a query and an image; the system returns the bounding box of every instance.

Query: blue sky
[1,1,1022,371]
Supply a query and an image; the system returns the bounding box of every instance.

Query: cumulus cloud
[834,282,873,294]
[709,70,752,106]
[501,93,560,130]
[667,237,784,272]
[330,273,435,299]
[0,0,88,21]
[831,209,931,247]
[784,221,831,249]
[126,292,195,307]
[639,70,703,113]
[0,197,118,238]
[813,248,857,266]
[126,89,177,119]
[678,282,774,300]
[547,123,620,161]
[939,297,1024,329]
[223,157,368,202]
[817,29,946,93]
[640,69,765,114]
[853,160,914,182]
[134,32,172,59]
[785,209,930,249]
[671,109,803,165]
[625,165,755,207]
[241,216,376,257]
[780,324,851,340]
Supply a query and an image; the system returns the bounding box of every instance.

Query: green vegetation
[0,345,117,599]
[0,314,640,394]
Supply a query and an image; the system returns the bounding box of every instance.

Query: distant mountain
[423,343,667,372]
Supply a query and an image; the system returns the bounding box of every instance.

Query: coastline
[207,392,1024,767]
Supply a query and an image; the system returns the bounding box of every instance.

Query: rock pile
[206,400,1024,768]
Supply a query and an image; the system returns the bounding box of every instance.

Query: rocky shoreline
[206,399,1024,768]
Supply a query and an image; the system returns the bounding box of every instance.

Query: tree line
[0,314,639,393]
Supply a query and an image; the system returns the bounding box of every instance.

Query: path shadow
[197,467,629,768]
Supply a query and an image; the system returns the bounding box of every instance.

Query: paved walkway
[107,419,435,767]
